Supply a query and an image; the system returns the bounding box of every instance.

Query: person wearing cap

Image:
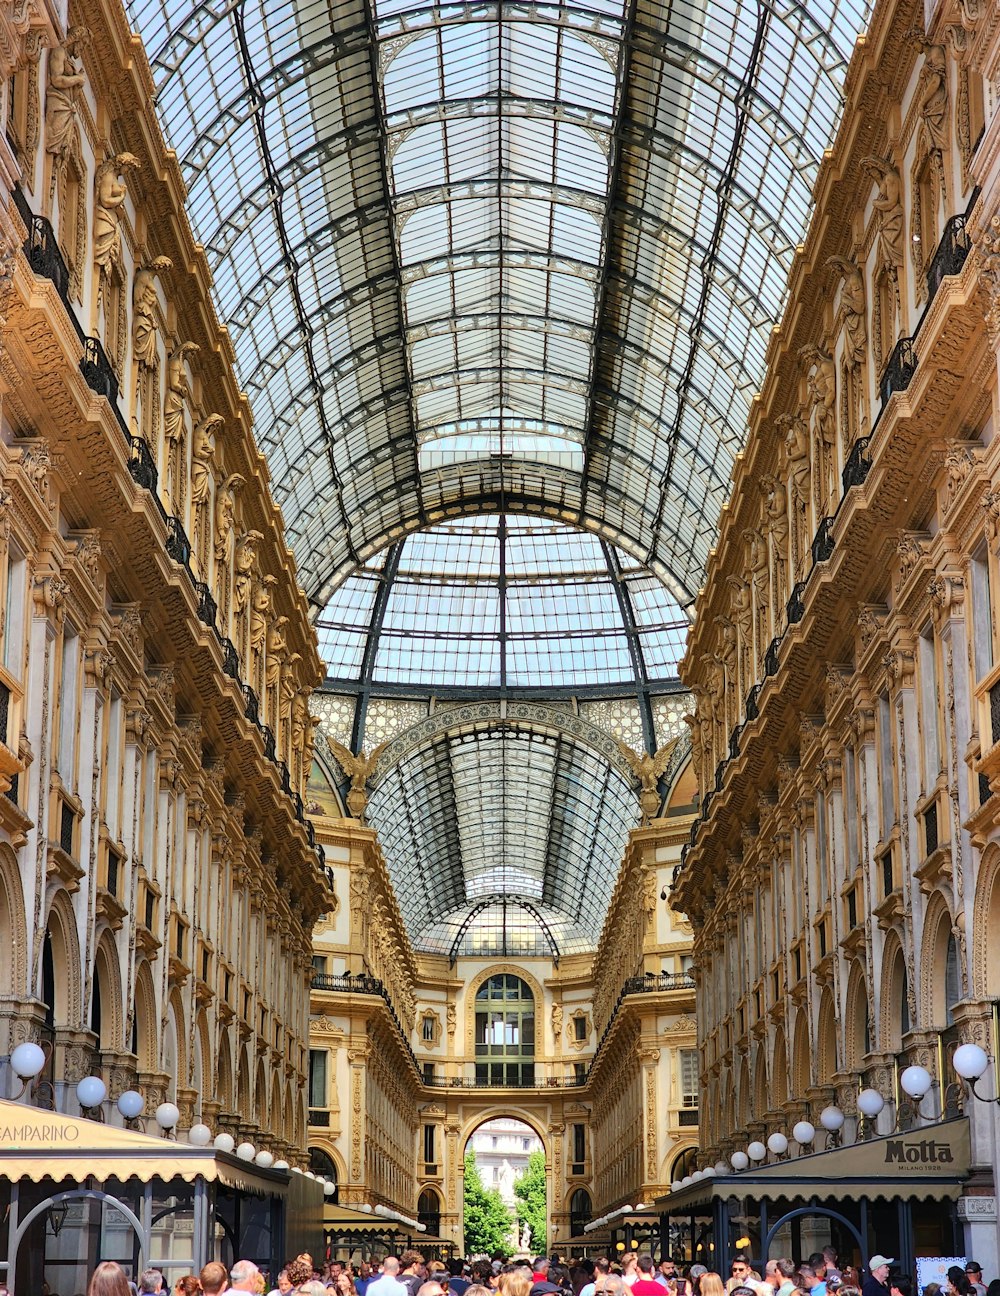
[862,1257,893,1296]
[966,1266,986,1296]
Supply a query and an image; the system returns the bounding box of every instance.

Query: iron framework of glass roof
[364,722,639,957]
[126,0,872,609]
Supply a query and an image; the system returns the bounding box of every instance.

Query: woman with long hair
[497,1274,532,1296]
[699,1275,725,1296]
[335,1273,358,1296]
[88,1264,132,1296]
[174,1279,201,1296]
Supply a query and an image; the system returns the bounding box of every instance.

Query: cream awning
[0,1098,287,1193]
[655,1117,971,1211]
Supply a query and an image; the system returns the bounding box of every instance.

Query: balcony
[80,336,119,406]
[127,436,158,493]
[926,213,971,305]
[811,517,835,565]
[786,582,806,626]
[165,517,192,567]
[879,336,917,406]
[842,435,872,493]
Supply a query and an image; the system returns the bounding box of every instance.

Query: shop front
[0,1098,323,1292]
[322,1204,455,1264]
[651,1118,974,1277]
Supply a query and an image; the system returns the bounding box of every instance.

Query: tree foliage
[514,1148,547,1254]
[464,1151,514,1258]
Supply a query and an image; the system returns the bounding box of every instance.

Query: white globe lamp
[730,1151,749,1171]
[857,1088,884,1118]
[747,1140,766,1162]
[10,1042,46,1080]
[255,1150,274,1168]
[767,1132,788,1156]
[714,1161,729,1175]
[900,1065,933,1099]
[117,1090,144,1120]
[953,1043,989,1080]
[214,1132,236,1153]
[323,1179,336,1195]
[792,1121,815,1146]
[819,1105,845,1131]
[236,1142,256,1161]
[670,1181,682,1192]
[155,1102,180,1131]
[188,1123,213,1147]
[76,1076,107,1109]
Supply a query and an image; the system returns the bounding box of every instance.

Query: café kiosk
[0,1097,322,1292]
[650,1118,973,1277]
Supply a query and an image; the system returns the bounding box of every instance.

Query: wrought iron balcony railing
[926,213,971,304]
[879,336,917,406]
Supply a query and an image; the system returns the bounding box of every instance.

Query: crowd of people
[57,1250,1000,1296]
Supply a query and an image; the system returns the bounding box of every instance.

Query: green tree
[513,1148,547,1254]
[464,1151,514,1257]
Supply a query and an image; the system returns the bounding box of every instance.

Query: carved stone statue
[726,573,752,700]
[45,27,90,180]
[777,412,811,580]
[916,40,949,155]
[325,737,390,819]
[250,575,275,672]
[191,414,223,508]
[163,341,198,503]
[266,616,289,690]
[826,255,867,366]
[551,1003,563,1041]
[132,256,172,370]
[94,153,139,281]
[617,737,680,822]
[745,527,770,663]
[234,529,263,618]
[862,156,904,271]
[802,345,837,515]
[214,473,245,563]
[763,475,790,611]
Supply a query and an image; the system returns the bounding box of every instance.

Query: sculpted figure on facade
[214,472,245,564]
[94,153,139,284]
[132,256,172,370]
[801,345,837,516]
[826,256,867,367]
[777,411,811,579]
[44,27,89,185]
[762,475,790,613]
[250,575,276,694]
[915,39,950,156]
[726,573,752,700]
[163,341,198,506]
[191,414,223,508]
[863,156,905,272]
[744,527,770,666]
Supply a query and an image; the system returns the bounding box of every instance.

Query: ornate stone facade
[307,804,697,1247]
[674,0,1000,1261]
[0,0,327,1155]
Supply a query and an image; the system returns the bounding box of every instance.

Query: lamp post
[7,1040,54,1107]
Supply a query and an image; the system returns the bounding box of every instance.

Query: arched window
[310,1147,338,1202]
[418,1187,440,1235]
[475,974,535,1085]
[570,1189,592,1237]
[945,933,961,1024]
[670,1147,697,1182]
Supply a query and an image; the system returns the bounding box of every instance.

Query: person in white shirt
[367,1261,409,1296]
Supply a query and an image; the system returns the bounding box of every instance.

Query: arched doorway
[310,1146,339,1202]
[418,1187,441,1235]
[11,1188,146,1294]
[569,1188,592,1237]
[463,1116,546,1257]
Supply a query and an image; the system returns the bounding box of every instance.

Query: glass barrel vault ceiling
[316,515,689,690]
[126,0,872,608]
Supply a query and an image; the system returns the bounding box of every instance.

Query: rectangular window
[680,1049,699,1107]
[816,789,828,905]
[308,1049,327,1109]
[422,1014,436,1042]
[574,1016,587,1041]
[573,1123,585,1164]
[972,545,993,681]
[844,746,858,876]
[106,691,123,838]
[3,548,26,678]
[423,1124,435,1163]
[878,693,894,831]
[919,627,940,787]
[311,954,328,975]
[58,627,79,786]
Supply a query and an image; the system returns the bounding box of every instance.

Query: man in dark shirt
[862,1256,893,1296]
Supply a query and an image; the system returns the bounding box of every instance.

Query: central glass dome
[315,513,689,690]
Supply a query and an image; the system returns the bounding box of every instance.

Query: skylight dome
[316,514,689,690]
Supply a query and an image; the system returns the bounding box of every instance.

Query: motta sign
[885,1137,955,1166]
